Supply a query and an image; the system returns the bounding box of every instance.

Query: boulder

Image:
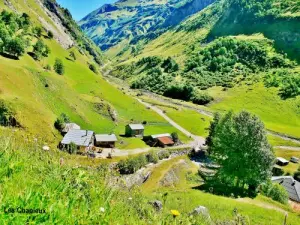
[149,200,163,211]
[190,206,210,219]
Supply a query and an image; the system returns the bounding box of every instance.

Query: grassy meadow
[207,83,300,138]
[140,156,300,225]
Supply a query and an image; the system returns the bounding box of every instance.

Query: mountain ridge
[79,0,216,53]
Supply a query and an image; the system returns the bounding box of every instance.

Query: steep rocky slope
[79,0,215,55]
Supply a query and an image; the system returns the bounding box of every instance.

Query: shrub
[67,142,77,154]
[33,39,50,60]
[47,30,54,39]
[161,57,179,73]
[117,154,147,174]
[54,58,65,75]
[261,181,289,204]
[44,64,51,71]
[171,132,179,143]
[164,82,194,101]
[279,74,300,99]
[191,91,214,105]
[69,51,76,61]
[54,113,70,131]
[157,150,170,160]
[294,170,300,182]
[33,26,43,37]
[89,64,97,74]
[146,151,159,164]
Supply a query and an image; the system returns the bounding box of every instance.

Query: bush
[33,26,43,37]
[47,30,54,39]
[44,64,51,71]
[67,142,77,154]
[171,132,179,143]
[161,57,179,73]
[157,150,170,160]
[89,64,97,74]
[146,151,159,164]
[191,91,214,105]
[54,113,70,131]
[164,82,194,101]
[33,39,50,60]
[279,74,300,99]
[261,181,289,204]
[294,170,300,182]
[117,155,147,174]
[69,51,76,61]
[5,37,25,58]
[54,58,65,75]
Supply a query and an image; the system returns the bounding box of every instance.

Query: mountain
[109,0,300,138]
[79,0,215,54]
[1,0,300,224]
[0,0,185,146]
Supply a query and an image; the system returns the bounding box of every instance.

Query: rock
[149,200,163,211]
[190,206,211,220]
[42,146,50,151]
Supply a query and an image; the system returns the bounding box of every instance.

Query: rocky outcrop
[35,0,74,49]
[159,159,189,188]
[108,170,151,189]
[79,0,216,52]
[149,200,163,211]
[163,0,216,27]
[190,206,211,223]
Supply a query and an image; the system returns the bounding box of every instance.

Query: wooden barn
[95,134,117,148]
[151,134,175,148]
[125,124,144,137]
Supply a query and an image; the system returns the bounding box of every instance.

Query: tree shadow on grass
[0,52,19,60]
[192,182,256,199]
[27,52,37,60]
[65,57,74,62]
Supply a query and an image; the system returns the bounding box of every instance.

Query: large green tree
[207,111,275,194]
[5,37,25,58]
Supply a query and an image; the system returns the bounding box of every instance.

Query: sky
[57,0,117,21]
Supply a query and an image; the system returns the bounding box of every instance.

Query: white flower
[128,197,133,200]
[99,207,105,213]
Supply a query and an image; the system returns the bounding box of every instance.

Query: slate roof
[61,130,94,147]
[158,136,174,145]
[62,123,81,133]
[127,124,144,130]
[272,176,300,203]
[95,134,117,142]
[151,133,172,139]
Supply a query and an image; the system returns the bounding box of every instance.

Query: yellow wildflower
[171,210,180,217]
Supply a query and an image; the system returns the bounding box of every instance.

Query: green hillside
[1,0,300,224]
[79,0,216,57]
[109,0,300,138]
[0,1,189,148]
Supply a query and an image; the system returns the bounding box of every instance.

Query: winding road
[98,64,300,158]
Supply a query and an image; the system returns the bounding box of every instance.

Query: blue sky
[57,0,117,21]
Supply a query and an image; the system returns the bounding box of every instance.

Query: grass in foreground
[141,156,300,225]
